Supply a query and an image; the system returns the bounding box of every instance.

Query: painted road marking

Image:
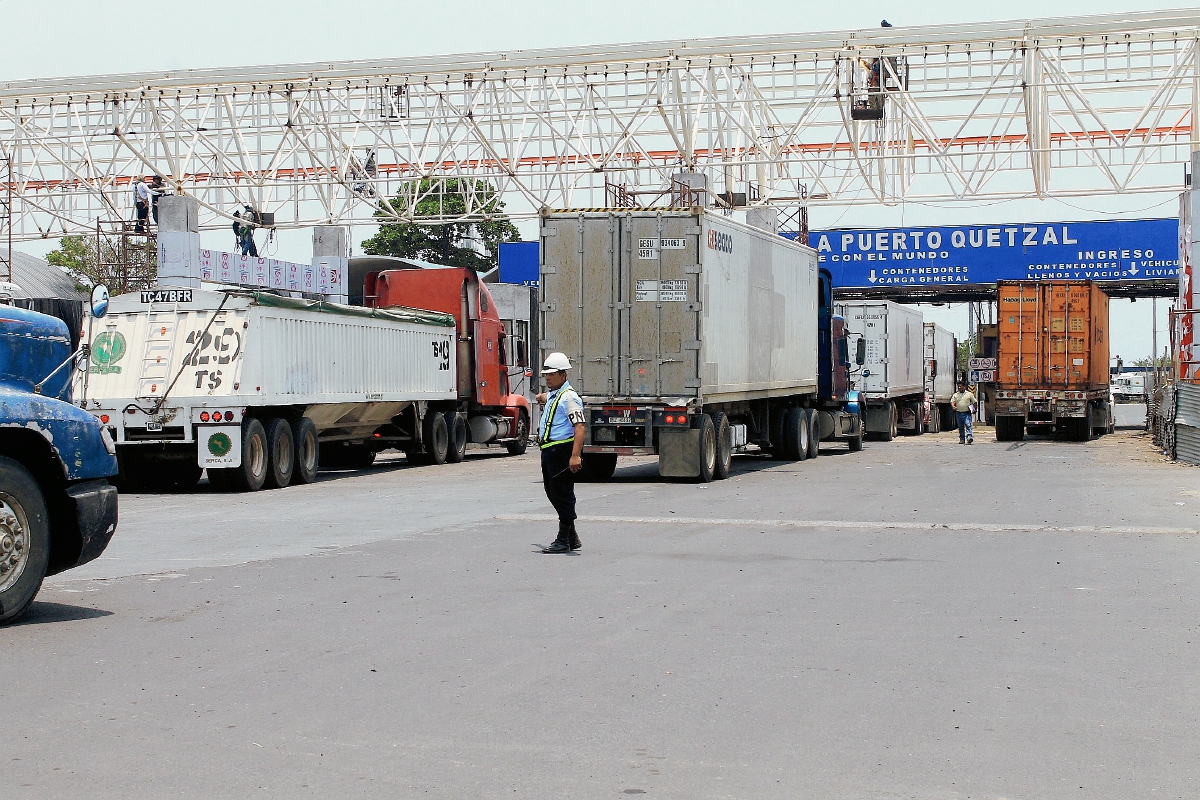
[495,514,1198,536]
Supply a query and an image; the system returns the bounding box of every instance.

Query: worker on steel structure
[133,176,151,233]
[535,352,586,554]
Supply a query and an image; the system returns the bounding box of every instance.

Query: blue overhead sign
[499,241,540,286]
[792,218,1178,288]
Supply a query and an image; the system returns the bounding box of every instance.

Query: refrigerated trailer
[539,209,864,482]
[76,289,459,491]
[835,300,926,440]
[923,322,958,432]
[993,280,1114,441]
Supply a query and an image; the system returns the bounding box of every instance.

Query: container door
[998,284,1042,388]
[540,215,620,397]
[619,215,701,398]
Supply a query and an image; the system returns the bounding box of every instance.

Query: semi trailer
[538,209,864,482]
[923,322,958,432]
[364,265,532,457]
[76,289,460,491]
[993,280,1114,441]
[835,300,926,439]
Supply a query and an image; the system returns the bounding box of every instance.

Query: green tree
[956,339,973,372]
[46,234,156,293]
[361,179,520,272]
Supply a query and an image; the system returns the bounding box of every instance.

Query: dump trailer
[993,280,1113,441]
[835,300,926,439]
[77,289,458,491]
[364,266,532,458]
[923,322,958,432]
[539,210,864,482]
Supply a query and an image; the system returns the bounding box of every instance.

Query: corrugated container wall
[539,211,818,403]
[80,291,457,406]
[924,323,957,403]
[996,281,1109,391]
[834,301,925,398]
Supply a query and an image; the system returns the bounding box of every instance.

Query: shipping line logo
[89,331,127,374]
[708,230,733,253]
[207,432,233,457]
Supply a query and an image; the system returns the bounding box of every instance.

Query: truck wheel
[423,411,450,465]
[291,417,319,485]
[879,402,897,442]
[0,456,50,625]
[580,453,618,482]
[769,406,787,459]
[911,403,924,436]
[223,418,268,492]
[806,409,820,459]
[696,413,717,482]
[711,412,733,480]
[784,408,807,461]
[445,412,468,463]
[264,418,295,489]
[505,411,529,456]
[848,411,865,452]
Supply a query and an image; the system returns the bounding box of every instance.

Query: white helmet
[542,352,572,373]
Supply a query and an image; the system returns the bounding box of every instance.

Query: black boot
[568,522,581,551]
[541,522,572,554]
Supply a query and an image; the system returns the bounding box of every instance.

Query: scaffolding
[0,155,11,283]
[94,219,157,295]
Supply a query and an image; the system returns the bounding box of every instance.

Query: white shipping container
[835,300,925,400]
[924,322,957,403]
[78,289,457,444]
[540,211,818,403]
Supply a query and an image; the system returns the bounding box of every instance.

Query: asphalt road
[6,426,1198,799]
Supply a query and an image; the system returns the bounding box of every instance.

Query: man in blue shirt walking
[535,352,586,553]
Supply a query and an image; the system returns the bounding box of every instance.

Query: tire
[579,453,618,482]
[423,411,450,465]
[712,412,733,480]
[769,406,787,459]
[445,412,467,463]
[911,403,924,436]
[0,456,50,625]
[264,418,295,489]
[217,417,268,492]
[291,417,319,485]
[928,406,941,434]
[848,411,865,452]
[696,413,717,482]
[996,417,1024,442]
[806,408,820,459]
[878,402,897,442]
[784,407,807,461]
[505,411,529,456]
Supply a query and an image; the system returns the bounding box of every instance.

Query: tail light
[99,414,110,424]
[224,411,234,421]
[200,411,210,422]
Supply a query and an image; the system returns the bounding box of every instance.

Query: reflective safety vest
[539,386,579,449]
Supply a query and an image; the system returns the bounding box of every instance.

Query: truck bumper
[65,479,119,568]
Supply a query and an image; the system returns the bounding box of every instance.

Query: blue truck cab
[0,304,118,624]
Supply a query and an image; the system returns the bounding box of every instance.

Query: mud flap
[658,428,700,478]
[865,404,892,434]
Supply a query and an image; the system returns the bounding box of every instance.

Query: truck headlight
[100,426,117,455]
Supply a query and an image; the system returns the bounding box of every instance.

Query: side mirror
[855,338,866,366]
[90,284,110,319]
[516,339,528,368]
[929,359,938,377]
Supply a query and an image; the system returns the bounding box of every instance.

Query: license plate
[145,419,163,432]
[140,289,193,303]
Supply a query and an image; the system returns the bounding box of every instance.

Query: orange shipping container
[996,281,1109,391]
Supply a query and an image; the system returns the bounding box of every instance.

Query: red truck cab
[365,266,531,454]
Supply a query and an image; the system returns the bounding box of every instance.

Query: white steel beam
[0,9,1198,239]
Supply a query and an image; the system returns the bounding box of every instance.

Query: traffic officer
[535,352,586,553]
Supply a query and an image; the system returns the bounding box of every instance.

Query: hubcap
[0,495,31,594]
[249,433,266,477]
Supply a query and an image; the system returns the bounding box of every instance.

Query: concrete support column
[156,195,201,289]
[313,226,349,304]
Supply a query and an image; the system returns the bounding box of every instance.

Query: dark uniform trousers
[540,442,577,524]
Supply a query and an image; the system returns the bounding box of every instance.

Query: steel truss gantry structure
[2,9,1200,240]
